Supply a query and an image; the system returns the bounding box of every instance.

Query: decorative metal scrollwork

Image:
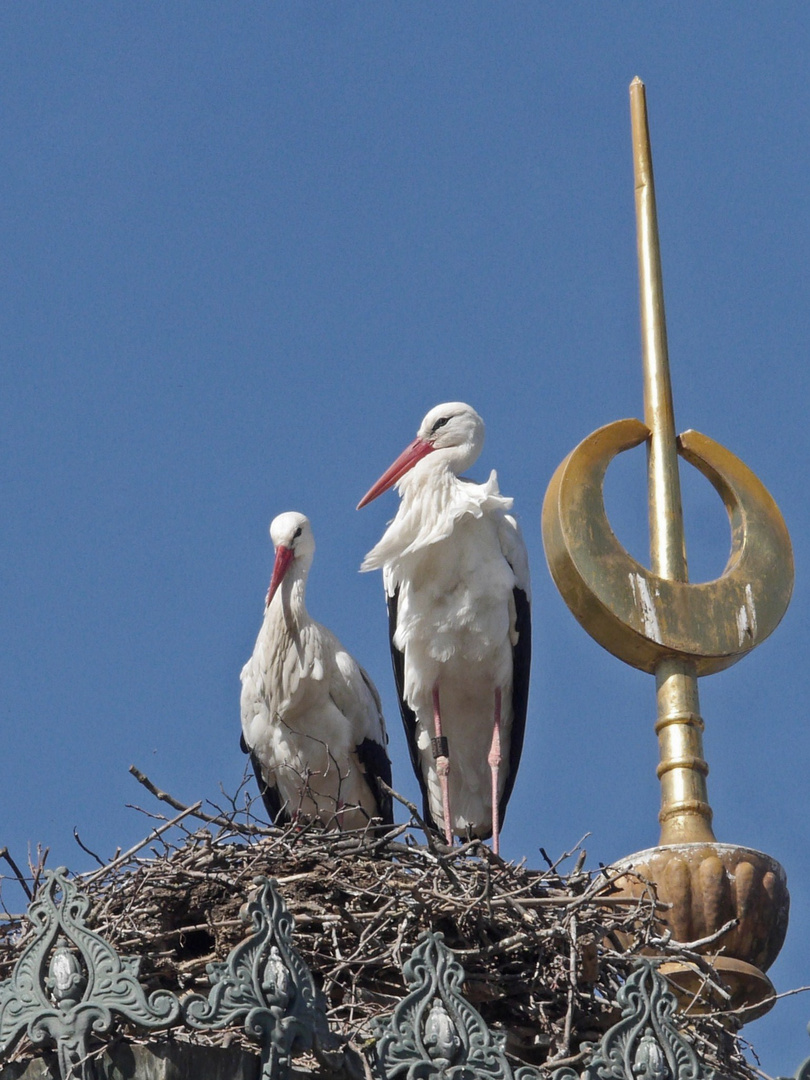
[0,867,180,1080]
[375,934,715,1080]
[375,930,525,1080]
[550,959,714,1080]
[183,875,334,1080]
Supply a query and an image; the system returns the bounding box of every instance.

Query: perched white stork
[240,512,393,831]
[357,403,531,854]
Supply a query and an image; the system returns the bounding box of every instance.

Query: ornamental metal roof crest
[183,875,336,1080]
[374,931,717,1080]
[0,866,180,1080]
[374,930,533,1080]
[551,959,715,1080]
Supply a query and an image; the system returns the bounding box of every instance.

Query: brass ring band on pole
[656,756,710,779]
[654,712,704,735]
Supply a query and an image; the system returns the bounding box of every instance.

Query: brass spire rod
[544,79,792,849]
[543,78,794,1013]
[630,77,715,844]
[630,77,687,584]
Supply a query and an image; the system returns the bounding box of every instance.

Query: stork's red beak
[266,545,295,606]
[357,437,434,508]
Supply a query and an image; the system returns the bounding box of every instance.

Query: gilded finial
[542,77,792,1016]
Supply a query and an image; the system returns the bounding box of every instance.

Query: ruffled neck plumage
[361,468,512,571]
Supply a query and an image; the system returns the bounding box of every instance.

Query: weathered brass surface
[541,76,794,1010]
[633,73,710,844]
[542,78,793,848]
[613,844,789,1018]
[541,420,794,677]
[632,80,686,587]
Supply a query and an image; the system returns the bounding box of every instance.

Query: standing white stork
[240,512,393,831]
[357,402,531,854]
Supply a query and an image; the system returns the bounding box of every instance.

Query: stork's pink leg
[488,688,503,856]
[432,683,453,845]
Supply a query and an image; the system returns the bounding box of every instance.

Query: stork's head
[357,402,485,508]
[266,511,315,606]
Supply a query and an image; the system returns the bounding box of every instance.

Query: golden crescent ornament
[541,79,792,1016]
[542,419,793,676]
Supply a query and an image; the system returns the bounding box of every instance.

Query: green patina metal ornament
[374,930,530,1080]
[375,931,715,1080]
[550,959,715,1080]
[183,875,336,1080]
[0,867,180,1080]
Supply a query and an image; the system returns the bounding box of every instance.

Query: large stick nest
[0,771,765,1078]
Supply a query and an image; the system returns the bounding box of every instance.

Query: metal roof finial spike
[542,77,793,1019]
[630,75,714,847]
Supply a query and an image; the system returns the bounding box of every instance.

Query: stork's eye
[431,416,450,433]
[293,527,303,539]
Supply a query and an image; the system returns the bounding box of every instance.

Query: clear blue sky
[0,6,808,1072]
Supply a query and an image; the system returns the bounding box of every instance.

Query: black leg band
[431,736,449,759]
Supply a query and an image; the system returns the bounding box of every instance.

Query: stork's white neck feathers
[274,570,309,633]
[360,467,512,572]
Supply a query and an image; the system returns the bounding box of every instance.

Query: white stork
[240,512,393,831]
[357,402,531,854]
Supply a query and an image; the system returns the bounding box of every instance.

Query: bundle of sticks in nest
[0,768,764,1078]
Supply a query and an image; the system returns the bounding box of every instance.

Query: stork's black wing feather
[356,733,394,827]
[240,732,287,825]
[387,585,439,832]
[497,585,531,828]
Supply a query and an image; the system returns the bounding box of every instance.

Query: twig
[650,917,739,952]
[539,834,591,877]
[563,915,578,1055]
[80,802,205,882]
[27,843,49,897]
[73,828,106,868]
[726,981,810,1019]
[377,780,440,854]
[129,765,268,836]
[0,847,32,901]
